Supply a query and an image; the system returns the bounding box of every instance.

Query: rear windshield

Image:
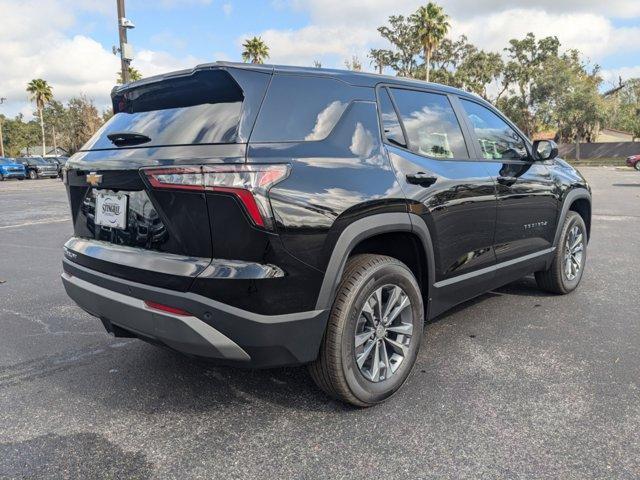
[82,69,244,150]
[0,158,15,165]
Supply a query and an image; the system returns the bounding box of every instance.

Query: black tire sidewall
[29,170,38,179]
[557,213,587,292]
[339,262,423,405]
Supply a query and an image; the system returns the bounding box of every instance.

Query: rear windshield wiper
[107,132,152,147]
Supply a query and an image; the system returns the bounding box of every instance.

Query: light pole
[0,97,6,158]
[115,0,135,83]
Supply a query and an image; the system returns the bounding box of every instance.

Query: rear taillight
[143,164,289,230]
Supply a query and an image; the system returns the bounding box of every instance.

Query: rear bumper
[62,259,329,368]
[1,172,25,178]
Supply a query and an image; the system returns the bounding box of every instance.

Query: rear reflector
[142,164,289,229]
[144,300,192,316]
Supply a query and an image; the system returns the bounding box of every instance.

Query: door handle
[497,175,518,186]
[406,172,437,187]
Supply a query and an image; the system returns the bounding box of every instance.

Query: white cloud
[223,2,233,16]
[453,10,640,61]
[0,0,207,118]
[135,50,208,78]
[250,1,640,71]
[290,0,640,22]
[601,65,640,86]
[245,25,379,67]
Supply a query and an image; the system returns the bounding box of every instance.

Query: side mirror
[532,139,558,161]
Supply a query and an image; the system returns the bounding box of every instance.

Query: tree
[427,35,503,99]
[605,78,640,141]
[117,66,142,84]
[313,60,322,68]
[377,15,422,77]
[533,50,606,158]
[26,78,53,156]
[410,2,450,82]
[344,55,362,71]
[499,33,560,135]
[65,95,102,154]
[0,114,41,157]
[368,49,393,74]
[456,50,504,100]
[241,36,269,64]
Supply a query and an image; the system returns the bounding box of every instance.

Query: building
[20,146,69,157]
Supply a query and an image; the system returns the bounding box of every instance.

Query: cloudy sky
[1,0,639,118]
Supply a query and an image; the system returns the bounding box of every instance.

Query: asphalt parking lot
[1,167,639,479]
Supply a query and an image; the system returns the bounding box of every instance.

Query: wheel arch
[314,213,435,315]
[553,188,592,248]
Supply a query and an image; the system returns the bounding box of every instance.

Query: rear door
[457,98,558,264]
[379,86,498,312]
[64,67,271,290]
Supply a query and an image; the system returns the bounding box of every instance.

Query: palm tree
[241,37,270,64]
[26,79,53,156]
[410,3,450,82]
[117,66,143,84]
[368,49,393,74]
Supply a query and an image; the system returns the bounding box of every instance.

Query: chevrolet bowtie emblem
[86,172,103,186]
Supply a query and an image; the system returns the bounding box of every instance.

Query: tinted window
[378,88,406,148]
[460,99,528,160]
[83,70,244,150]
[390,88,468,159]
[251,75,354,142]
[0,158,11,165]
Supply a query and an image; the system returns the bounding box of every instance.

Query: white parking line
[0,217,70,230]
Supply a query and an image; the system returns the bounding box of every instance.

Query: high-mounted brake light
[143,164,290,229]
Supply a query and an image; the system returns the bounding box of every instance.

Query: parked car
[626,154,640,170]
[20,156,59,179]
[0,157,26,180]
[61,63,592,406]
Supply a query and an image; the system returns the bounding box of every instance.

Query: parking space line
[0,218,70,230]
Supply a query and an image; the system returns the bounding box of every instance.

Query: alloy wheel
[564,225,584,281]
[354,284,413,383]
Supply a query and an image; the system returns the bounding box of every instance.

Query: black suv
[20,156,59,179]
[62,63,591,406]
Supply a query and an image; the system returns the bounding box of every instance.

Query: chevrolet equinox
[62,63,591,406]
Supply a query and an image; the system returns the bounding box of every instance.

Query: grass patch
[565,157,628,166]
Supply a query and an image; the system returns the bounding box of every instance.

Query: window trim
[456,95,534,163]
[375,83,472,162]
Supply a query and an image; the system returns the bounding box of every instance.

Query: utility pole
[52,124,57,156]
[116,0,135,83]
[0,97,6,158]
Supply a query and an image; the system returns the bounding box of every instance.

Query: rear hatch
[64,65,273,290]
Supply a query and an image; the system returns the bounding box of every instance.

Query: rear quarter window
[250,74,356,142]
[82,69,244,150]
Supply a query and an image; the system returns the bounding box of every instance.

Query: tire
[28,170,38,180]
[0,174,4,181]
[635,162,640,171]
[309,254,424,407]
[535,211,587,294]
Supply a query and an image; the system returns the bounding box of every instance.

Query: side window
[251,75,354,142]
[460,99,528,160]
[389,88,468,159]
[378,88,406,148]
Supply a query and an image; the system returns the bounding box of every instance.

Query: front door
[378,86,498,312]
[457,98,558,264]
